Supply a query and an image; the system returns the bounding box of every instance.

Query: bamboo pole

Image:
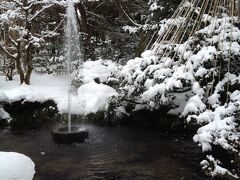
[238,0,240,20]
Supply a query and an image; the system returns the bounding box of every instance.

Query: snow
[0,66,118,115]
[0,91,7,102]
[79,59,121,84]
[58,82,118,115]
[201,155,238,179]
[182,94,206,116]
[0,1,240,178]
[119,11,240,178]
[0,152,35,180]
[0,107,11,121]
[123,26,139,34]
[149,3,162,11]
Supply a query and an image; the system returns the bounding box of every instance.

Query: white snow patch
[0,107,11,121]
[0,71,118,115]
[0,152,35,180]
[80,60,121,83]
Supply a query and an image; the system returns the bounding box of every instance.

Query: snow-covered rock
[0,152,35,180]
[0,107,11,121]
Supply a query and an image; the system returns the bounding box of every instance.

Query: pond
[0,122,209,180]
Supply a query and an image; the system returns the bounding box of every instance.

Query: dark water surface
[0,123,208,180]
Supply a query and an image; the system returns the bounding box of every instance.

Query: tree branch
[12,0,24,9]
[119,3,141,27]
[42,17,65,38]
[28,4,53,22]
[0,44,17,60]
[8,34,18,47]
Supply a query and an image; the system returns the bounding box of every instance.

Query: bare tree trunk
[24,66,32,85]
[24,44,33,85]
[135,32,152,57]
[15,58,25,84]
[75,3,88,34]
[16,42,25,84]
[6,67,13,81]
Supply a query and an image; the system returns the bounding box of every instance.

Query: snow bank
[0,152,35,180]
[0,60,119,115]
[77,82,117,114]
[0,91,7,102]
[57,82,118,115]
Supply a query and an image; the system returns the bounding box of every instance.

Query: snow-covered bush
[118,7,240,178]
[72,59,122,88]
[200,155,238,179]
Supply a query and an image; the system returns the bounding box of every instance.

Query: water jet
[52,0,87,144]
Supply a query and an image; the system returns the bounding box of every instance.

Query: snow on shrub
[200,155,238,179]
[119,10,240,178]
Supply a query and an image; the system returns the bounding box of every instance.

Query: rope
[226,0,235,103]
[149,0,238,106]
[208,0,225,107]
[151,0,186,52]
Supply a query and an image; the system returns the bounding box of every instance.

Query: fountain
[52,0,88,144]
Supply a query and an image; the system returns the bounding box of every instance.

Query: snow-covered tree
[0,0,65,84]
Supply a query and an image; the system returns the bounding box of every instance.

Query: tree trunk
[24,44,33,85]
[135,32,153,57]
[15,58,25,84]
[75,3,88,34]
[24,66,32,85]
[6,68,13,81]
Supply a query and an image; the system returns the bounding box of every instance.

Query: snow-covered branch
[12,0,24,8]
[8,34,18,47]
[119,4,141,27]
[28,4,53,22]
[0,43,17,60]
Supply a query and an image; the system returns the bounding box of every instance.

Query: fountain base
[51,126,88,144]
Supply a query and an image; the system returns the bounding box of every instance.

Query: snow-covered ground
[0,151,35,180]
[0,61,118,116]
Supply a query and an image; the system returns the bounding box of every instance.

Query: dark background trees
[0,0,181,84]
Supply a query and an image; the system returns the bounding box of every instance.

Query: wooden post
[239,0,240,20]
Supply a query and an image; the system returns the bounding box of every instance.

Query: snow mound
[78,82,118,114]
[77,59,121,84]
[0,152,35,180]
[0,90,7,102]
[0,107,11,121]
[0,60,119,115]
[57,82,118,115]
